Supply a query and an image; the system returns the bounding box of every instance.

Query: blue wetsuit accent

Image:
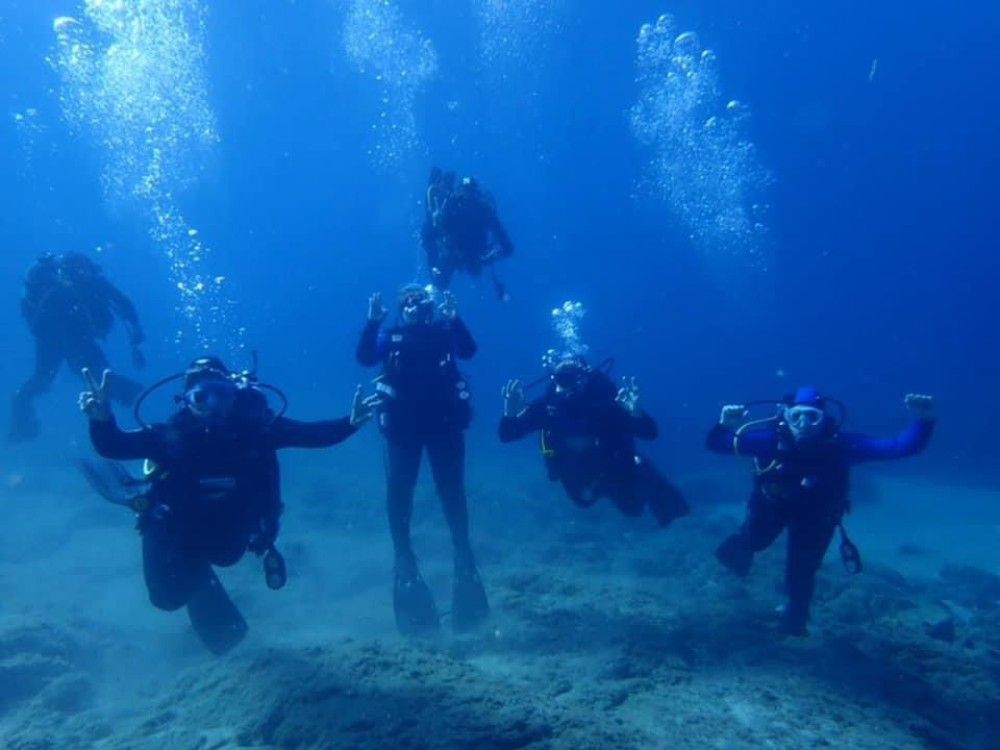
[707,416,934,633]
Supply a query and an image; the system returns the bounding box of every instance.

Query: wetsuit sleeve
[450,317,477,359]
[706,423,774,457]
[499,400,546,442]
[629,411,658,440]
[488,212,514,258]
[356,320,385,366]
[268,416,357,449]
[89,416,164,461]
[101,279,144,344]
[839,420,935,463]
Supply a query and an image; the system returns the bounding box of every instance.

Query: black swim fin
[451,563,489,633]
[393,562,439,637]
[78,459,150,511]
[186,570,248,655]
[635,456,690,528]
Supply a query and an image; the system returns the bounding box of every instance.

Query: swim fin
[715,533,754,578]
[186,569,248,655]
[393,562,439,637]
[451,563,489,633]
[78,459,149,511]
[635,455,690,528]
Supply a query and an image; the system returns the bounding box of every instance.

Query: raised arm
[101,278,144,344]
[89,416,165,461]
[450,316,477,359]
[268,416,357,449]
[841,394,936,463]
[487,212,515,258]
[841,421,934,463]
[706,404,777,457]
[499,399,546,442]
[81,367,163,460]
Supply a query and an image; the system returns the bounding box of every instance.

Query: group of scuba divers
[9,168,935,654]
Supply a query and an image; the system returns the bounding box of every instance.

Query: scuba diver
[357,284,489,636]
[707,386,936,636]
[10,252,146,442]
[499,356,689,527]
[78,357,377,655]
[421,167,514,300]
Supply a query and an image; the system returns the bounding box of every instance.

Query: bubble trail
[50,0,233,351]
[630,14,772,267]
[542,300,588,369]
[341,0,437,171]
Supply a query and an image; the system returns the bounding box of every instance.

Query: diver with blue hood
[78,356,377,654]
[357,284,489,636]
[499,355,689,527]
[707,386,935,636]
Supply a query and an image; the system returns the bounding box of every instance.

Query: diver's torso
[378,323,470,434]
[149,402,278,535]
[543,388,635,476]
[24,283,113,341]
[754,434,851,513]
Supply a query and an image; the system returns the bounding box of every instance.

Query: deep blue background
[1,0,996,482]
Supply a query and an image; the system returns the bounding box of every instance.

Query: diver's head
[398,284,435,325]
[783,386,828,443]
[550,356,590,400]
[182,356,238,423]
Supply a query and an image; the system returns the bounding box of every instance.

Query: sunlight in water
[341,0,437,171]
[50,0,236,351]
[630,14,772,268]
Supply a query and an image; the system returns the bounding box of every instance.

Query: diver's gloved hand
[616,377,640,415]
[439,291,457,320]
[350,384,382,427]
[368,292,387,323]
[904,393,935,420]
[502,379,525,417]
[78,367,112,422]
[720,404,749,429]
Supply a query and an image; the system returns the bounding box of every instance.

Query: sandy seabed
[0,456,997,750]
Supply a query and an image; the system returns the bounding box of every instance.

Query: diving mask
[784,405,826,441]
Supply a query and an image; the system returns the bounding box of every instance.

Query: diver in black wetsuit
[499,357,689,527]
[707,386,936,635]
[79,357,376,654]
[11,252,146,442]
[421,168,514,299]
[356,284,489,635]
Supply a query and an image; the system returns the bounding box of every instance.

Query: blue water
[3,1,996,486]
[0,1,998,745]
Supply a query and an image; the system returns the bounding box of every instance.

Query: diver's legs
[384,433,438,635]
[782,511,840,636]
[66,339,142,405]
[141,520,204,611]
[9,337,62,442]
[426,430,489,632]
[384,433,424,565]
[715,493,785,577]
[425,430,472,563]
[185,568,248,655]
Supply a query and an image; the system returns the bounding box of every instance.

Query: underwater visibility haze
[0,0,997,748]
